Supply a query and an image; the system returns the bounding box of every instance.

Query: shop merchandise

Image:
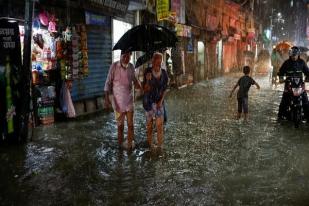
[30,12,88,125]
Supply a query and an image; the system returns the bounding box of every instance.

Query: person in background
[163,52,173,122]
[104,50,142,150]
[277,46,309,121]
[229,66,260,121]
[143,52,168,149]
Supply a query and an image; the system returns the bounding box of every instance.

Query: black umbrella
[135,52,154,68]
[297,46,309,53]
[135,47,168,68]
[112,24,178,52]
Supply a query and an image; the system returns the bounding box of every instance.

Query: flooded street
[1,73,309,206]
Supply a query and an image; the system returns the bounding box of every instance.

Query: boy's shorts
[238,97,248,113]
[145,103,164,122]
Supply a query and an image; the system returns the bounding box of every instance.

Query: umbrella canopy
[275,41,293,52]
[297,46,309,53]
[112,24,178,52]
[135,52,154,68]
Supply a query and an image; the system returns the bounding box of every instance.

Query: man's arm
[254,81,260,90]
[104,64,115,107]
[229,78,240,98]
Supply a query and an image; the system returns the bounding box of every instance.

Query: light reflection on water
[1,73,309,205]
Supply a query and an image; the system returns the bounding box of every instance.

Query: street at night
[2,0,309,205]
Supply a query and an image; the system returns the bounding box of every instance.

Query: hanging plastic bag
[64,82,76,118]
[59,82,68,114]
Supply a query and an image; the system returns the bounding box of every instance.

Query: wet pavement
[1,73,309,206]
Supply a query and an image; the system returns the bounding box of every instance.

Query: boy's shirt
[237,75,256,98]
[142,67,168,111]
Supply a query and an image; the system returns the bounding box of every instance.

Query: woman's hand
[156,100,163,109]
[146,73,152,81]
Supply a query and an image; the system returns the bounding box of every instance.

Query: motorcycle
[282,76,306,128]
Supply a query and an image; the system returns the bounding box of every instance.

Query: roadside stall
[30,5,88,126]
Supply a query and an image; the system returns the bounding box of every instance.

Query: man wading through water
[104,50,142,150]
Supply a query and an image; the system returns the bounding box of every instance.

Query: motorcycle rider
[277,46,309,121]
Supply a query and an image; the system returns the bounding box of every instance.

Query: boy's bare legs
[244,113,248,122]
[236,112,241,120]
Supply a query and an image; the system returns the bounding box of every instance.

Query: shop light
[0,17,24,23]
[265,29,271,39]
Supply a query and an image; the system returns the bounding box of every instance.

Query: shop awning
[83,0,129,18]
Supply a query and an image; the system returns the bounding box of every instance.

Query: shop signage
[85,11,111,26]
[84,0,129,17]
[0,20,21,60]
[0,28,16,49]
[176,24,191,38]
[171,0,185,24]
[156,0,170,21]
[0,20,22,139]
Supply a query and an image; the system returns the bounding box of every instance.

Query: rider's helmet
[289,46,300,57]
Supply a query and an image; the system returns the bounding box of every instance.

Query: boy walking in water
[229,66,260,121]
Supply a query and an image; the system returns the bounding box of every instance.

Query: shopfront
[72,2,134,115]
[0,0,133,141]
[26,1,89,126]
[30,0,134,119]
[174,23,193,86]
[72,11,112,109]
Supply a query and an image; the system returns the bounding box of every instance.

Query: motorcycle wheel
[292,107,301,128]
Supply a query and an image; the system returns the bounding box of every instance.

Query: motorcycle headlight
[292,88,303,96]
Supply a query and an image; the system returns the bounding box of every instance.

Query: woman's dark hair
[243,66,251,75]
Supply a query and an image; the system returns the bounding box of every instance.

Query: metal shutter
[71,25,112,101]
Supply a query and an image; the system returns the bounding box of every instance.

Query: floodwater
[1,73,309,206]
